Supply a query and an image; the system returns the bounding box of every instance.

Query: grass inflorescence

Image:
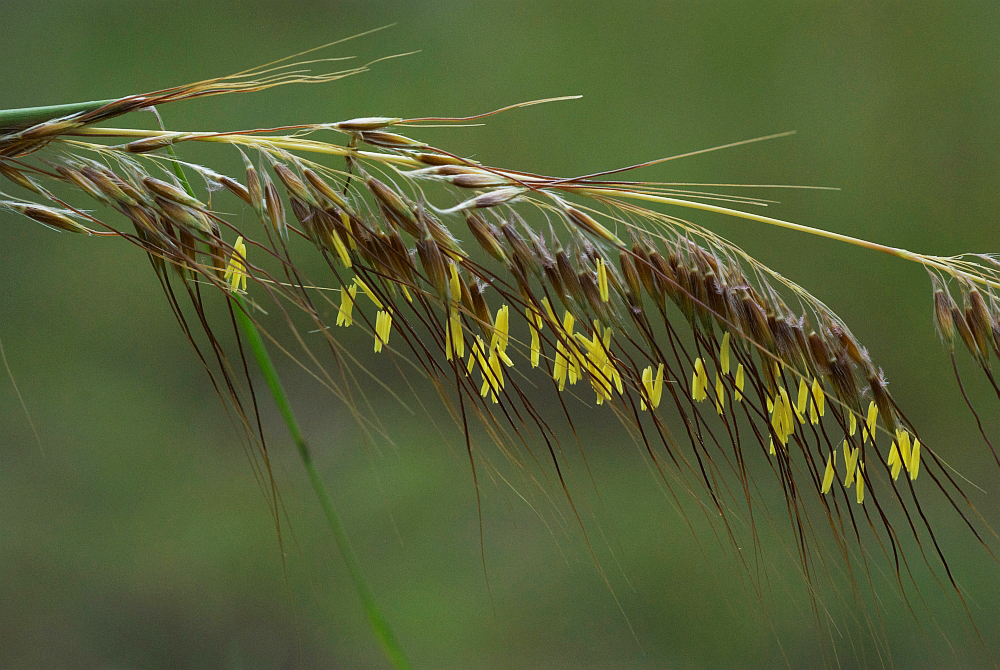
[3,39,1000,666]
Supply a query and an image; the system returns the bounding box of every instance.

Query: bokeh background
[3,2,1000,668]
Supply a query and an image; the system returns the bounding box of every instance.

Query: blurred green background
[3,2,1000,668]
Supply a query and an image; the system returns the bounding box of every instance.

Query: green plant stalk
[231,294,412,670]
[0,100,116,130]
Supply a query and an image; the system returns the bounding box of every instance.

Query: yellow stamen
[910,439,921,480]
[796,378,809,416]
[771,387,795,445]
[553,311,576,391]
[719,332,731,376]
[468,336,484,375]
[223,235,248,292]
[490,305,512,366]
[734,363,745,402]
[653,363,663,408]
[329,229,352,267]
[446,309,464,360]
[692,357,708,402]
[641,363,664,410]
[887,442,902,480]
[864,401,878,443]
[849,412,857,436]
[355,277,384,309]
[449,262,461,301]
[339,210,357,250]
[821,452,836,494]
[541,296,558,325]
[810,378,825,420]
[844,440,860,487]
[641,366,652,411]
[597,257,610,302]
[374,309,392,352]
[896,429,912,469]
[336,283,358,327]
[856,464,865,504]
[527,306,542,368]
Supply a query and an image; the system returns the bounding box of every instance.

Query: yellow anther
[797,378,809,416]
[791,379,806,424]
[864,401,878,443]
[910,439,921,480]
[896,429,912,469]
[642,363,664,410]
[597,257,610,303]
[541,296,558,325]
[577,323,616,404]
[488,348,504,397]
[734,363,745,402]
[810,378,825,420]
[641,367,652,411]
[329,229,352,267]
[553,311,577,391]
[339,210,357,250]
[780,386,795,437]
[562,310,575,334]
[446,309,464,360]
[856,464,865,504]
[692,357,709,402]
[849,412,857,436]
[527,306,542,368]
[374,309,392,352]
[355,277,384,309]
[490,305,512,366]
[821,452,836,494]
[223,235,248,292]
[771,387,794,445]
[843,440,860,487]
[719,332,731,376]
[449,263,461,302]
[887,442,902,480]
[336,283,358,327]
[468,335,484,375]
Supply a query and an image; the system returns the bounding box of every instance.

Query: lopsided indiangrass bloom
[4,39,1000,663]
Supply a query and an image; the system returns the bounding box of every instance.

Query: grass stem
[0,100,116,130]
[232,295,412,670]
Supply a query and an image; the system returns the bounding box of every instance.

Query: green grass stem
[231,294,412,670]
[0,100,116,130]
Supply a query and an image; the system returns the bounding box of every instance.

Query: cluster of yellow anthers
[531,294,623,405]
[815,401,922,504]
[686,331,923,504]
[223,236,248,292]
[467,305,513,403]
[690,333,746,415]
[227,231,924,503]
[334,275,395,352]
